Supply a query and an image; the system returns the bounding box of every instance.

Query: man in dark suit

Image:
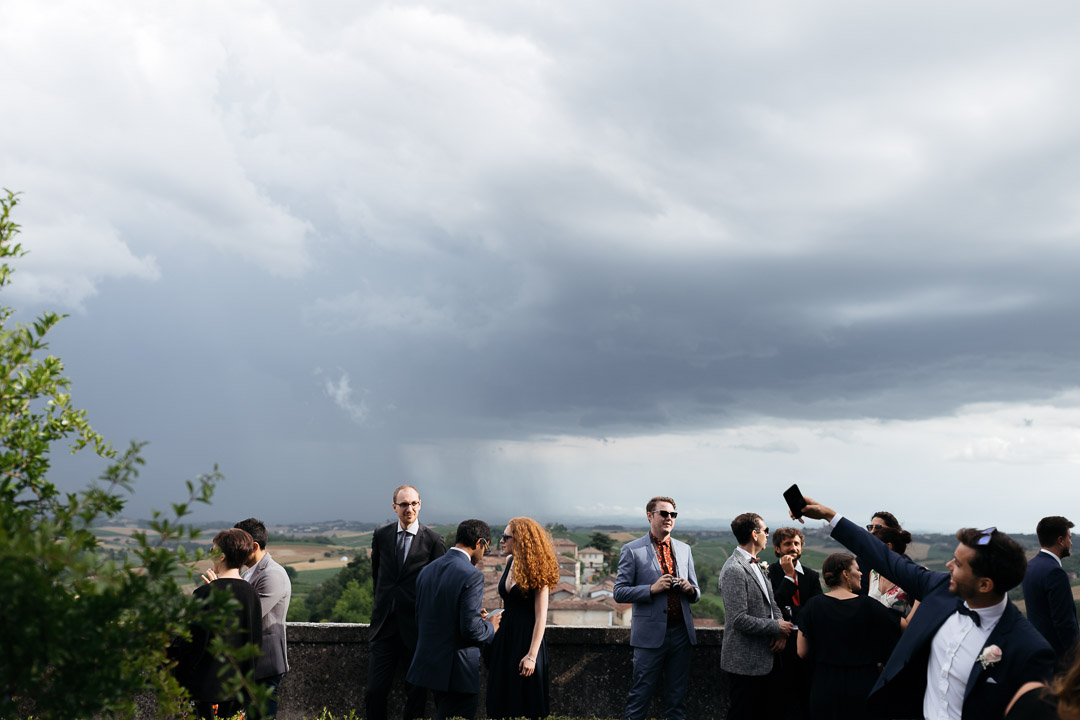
[799,495,1055,720]
[366,485,447,720]
[1023,515,1078,667]
[406,518,495,720]
[766,527,822,719]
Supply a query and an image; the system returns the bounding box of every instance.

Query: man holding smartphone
[613,496,701,720]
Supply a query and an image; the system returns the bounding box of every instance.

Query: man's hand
[777,620,795,637]
[793,495,836,523]
[650,574,676,594]
[200,568,218,585]
[675,577,696,595]
[779,553,797,578]
[770,636,788,653]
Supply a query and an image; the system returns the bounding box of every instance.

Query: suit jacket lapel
[964,603,1016,700]
[645,539,663,576]
[739,553,771,604]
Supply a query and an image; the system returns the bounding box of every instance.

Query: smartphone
[783,483,806,519]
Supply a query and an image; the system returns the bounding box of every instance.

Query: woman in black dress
[797,552,902,720]
[486,517,560,720]
[171,529,263,719]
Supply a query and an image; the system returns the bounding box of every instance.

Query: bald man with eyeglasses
[366,485,446,720]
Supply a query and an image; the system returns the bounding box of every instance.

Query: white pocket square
[986,678,998,684]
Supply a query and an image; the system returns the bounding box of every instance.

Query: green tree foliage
[0,191,265,718]
[331,578,375,623]
[304,553,374,622]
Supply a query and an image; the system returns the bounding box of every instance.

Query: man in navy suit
[406,519,495,720]
[613,496,700,720]
[798,495,1054,720]
[1022,515,1078,667]
[366,485,447,720]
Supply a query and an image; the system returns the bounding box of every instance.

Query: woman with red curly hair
[486,516,561,720]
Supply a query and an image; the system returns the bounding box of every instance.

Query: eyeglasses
[866,523,886,532]
[976,527,996,546]
[480,538,490,552]
[652,510,678,519]
[395,501,420,509]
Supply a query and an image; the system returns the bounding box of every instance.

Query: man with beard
[795,494,1054,720]
[1023,515,1078,667]
[766,527,822,719]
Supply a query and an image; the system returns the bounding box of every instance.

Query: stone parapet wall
[280,623,729,719]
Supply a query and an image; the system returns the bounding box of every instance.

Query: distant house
[548,598,613,627]
[552,537,578,559]
[578,546,604,570]
[549,582,578,601]
[556,555,580,590]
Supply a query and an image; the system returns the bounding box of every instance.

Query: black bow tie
[956,600,982,627]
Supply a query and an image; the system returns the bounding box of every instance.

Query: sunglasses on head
[653,510,678,519]
[976,527,996,546]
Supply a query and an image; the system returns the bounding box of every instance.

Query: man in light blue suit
[406,519,495,720]
[613,496,700,720]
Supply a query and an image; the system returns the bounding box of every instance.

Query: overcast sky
[4,1,1080,533]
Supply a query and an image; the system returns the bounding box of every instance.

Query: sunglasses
[501,534,513,542]
[653,510,678,519]
[977,527,996,546]
[866,523,886,532]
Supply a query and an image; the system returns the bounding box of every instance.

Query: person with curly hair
[486,516,560,720]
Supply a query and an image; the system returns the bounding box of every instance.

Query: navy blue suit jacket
[1023,550,1079,663]
[406,548,494,694]
[832,517,1054,720]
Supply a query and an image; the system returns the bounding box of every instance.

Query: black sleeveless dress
[486,557,550,720]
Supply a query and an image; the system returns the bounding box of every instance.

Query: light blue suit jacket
[613,534,700,648]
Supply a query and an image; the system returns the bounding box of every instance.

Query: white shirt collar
[1040,548,1064,567]
[964,594,1009,625]
[449,546,472,560]
[398,519,419,535]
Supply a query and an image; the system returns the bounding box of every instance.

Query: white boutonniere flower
[758,560,769,574]
[976,644,1003,669]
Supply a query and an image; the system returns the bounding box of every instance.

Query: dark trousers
[623,624,693,720]
[727,660,781,720]
[247,672,285,720]
[366,634,427,720]
[432,690,478,720]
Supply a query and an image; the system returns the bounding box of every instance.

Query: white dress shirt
[924,595,1007,720]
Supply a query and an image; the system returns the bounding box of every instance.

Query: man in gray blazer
[613,496,700,720]
[718,512,794,720]
[235,518,292,720]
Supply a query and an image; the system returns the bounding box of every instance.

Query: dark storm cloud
[6,1,1080,524]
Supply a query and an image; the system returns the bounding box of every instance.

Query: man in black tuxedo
[798,494,1054,720]
[1022,515,1078,667]
[406,519,496,720]
[366,484,447,720]
[766,527,822,719]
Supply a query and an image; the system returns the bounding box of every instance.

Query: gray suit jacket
[612,534,700,648]
[243,551,292,678]
[718,550,783,676]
